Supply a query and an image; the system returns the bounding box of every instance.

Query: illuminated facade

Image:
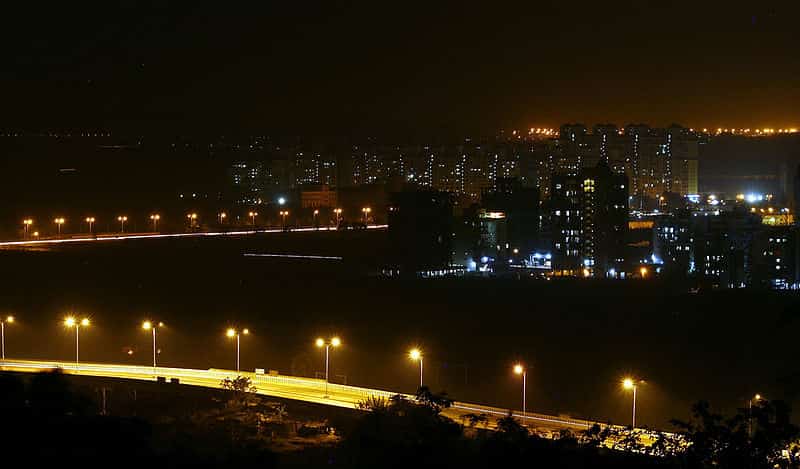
[300,185,337,208]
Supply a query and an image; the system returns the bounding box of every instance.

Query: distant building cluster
[227,124,700,212]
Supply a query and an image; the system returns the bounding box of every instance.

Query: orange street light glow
[623,378,634,389]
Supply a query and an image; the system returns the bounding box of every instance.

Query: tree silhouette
[220,375,258,409]
[29,370,90,415]
[672,399,799,468]
[0,373,25,410]
[414,386,452,414]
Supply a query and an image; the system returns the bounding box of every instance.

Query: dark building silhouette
[794,164,800,212]
[691,208,761,288]
[550,161,628,276]
[751,226,796,289]
[387,189,453,275]
[478,178,540,263]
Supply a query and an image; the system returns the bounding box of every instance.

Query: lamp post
[249,211,258,227]
[334,208,342,227]
[622,377,642,429]
[22,219,33,238]
[218,212,227,225]
[117,216,128,233]
[315,337,341,398]
[748,393,762,437]
[361,207,372,225]
[142,320,164,375]
[226,328,249,372]
[313,209,319,228]
[64,316,90,369]
[54,217,65,236]
[1,316,14,361]
[85,217,96,234]
[150,214,160,231]
[187,213,197,229]
[409,348,423,389]
[514,364,527,423]
[280,210,289,230]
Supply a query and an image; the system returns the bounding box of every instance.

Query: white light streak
[0,225,389,248]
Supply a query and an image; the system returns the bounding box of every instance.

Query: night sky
[2,1,798,136]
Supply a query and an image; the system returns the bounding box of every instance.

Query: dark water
[1,229,798,429]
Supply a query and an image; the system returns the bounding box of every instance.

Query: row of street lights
[411,349,645,429]
[0,317,345,398]
[2,319,708,427]
[19,207,372,238]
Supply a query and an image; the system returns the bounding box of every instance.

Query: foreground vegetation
[1,371,798,468]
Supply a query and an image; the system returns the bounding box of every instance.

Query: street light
[141,320,164,374]
[316,337,341,397]
[22,219,33,238]
[248,211,258,227]
[117,215,128,232]
[187,213,197,229]
[54,217,65,236]
[1,315,14,361]
[622,377,642,429]
[85,217,96,234]
[64,316,90,369]
[313,209,319,228]
[226,327,249,372]
[333,208,342,227]
[218,212,227,224]
[514,363,527,423]
[749,393,763,437]
[361,207,372,224]
[279,210,289,229]
[640,267,648,279]
[150,214,160,231]
[409,348,423,389]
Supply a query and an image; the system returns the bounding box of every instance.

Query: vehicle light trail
[0,225,388,248]
[243,253,343,260]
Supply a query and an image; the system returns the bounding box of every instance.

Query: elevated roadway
[0,358,598,433]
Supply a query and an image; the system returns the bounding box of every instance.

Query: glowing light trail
[0,225,388,248]
[243,253,343,260]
